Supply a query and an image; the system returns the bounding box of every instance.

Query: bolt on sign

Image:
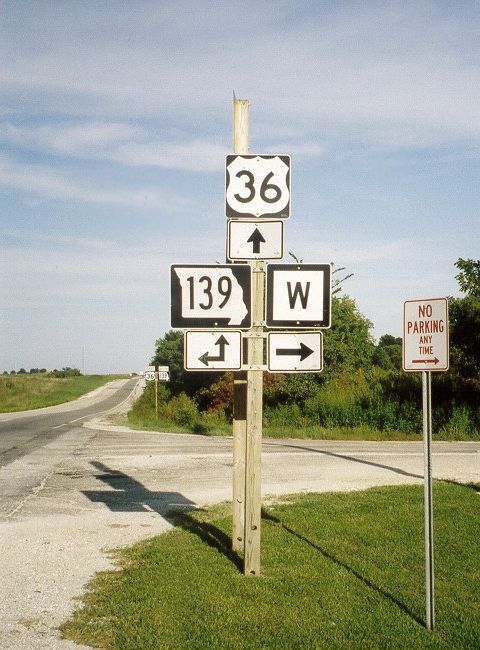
[403,298,449,372]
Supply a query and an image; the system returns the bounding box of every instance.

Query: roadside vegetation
[62,482,480,649]
[128,258,480,441]
[0,370,127,412]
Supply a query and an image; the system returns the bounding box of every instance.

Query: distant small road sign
[266,263,331,328]
[403,298,449,371]
[227,220,283,260]
[226,155,290,219]
[268,332,323,373]
[157,366,170,381]
[184,330,242,370]
[144,370,156,381]
[171,264,252,329]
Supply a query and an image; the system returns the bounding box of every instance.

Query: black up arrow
[247,227,266,254]
[276,342,314,362]
[199,335,229,366]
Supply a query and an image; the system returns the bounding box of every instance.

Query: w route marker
[266,263,331,328]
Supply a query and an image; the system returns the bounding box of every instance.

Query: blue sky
[1,1,479,373]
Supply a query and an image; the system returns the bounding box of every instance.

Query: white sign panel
[226,155,290,219]
[144,370,156,381]
[227,220,283,260]
[171,264,252,329]
[403,298,449,371]
[185,330,242,370]
[268,332,323,373]
[157,366,170,381]
[266,264,331,328]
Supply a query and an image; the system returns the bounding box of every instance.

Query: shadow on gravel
[82,461,243,570]
[82,461,197,516]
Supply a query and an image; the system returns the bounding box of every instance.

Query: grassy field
[62,482,479,649]
[0,374,126,412]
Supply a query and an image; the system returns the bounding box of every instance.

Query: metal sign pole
[422,370,435,630]
[155,372,159,420]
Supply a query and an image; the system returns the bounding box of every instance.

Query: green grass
[62,482,479,649]
[0,374,127,412]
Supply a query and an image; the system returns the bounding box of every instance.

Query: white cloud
[0,154,191,208]
[2,2,480,148]
[0,121,230,171]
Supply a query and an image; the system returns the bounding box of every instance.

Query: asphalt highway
[0,378,478,649]
[0,377,139,467]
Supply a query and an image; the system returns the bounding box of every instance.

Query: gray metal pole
[422,370,435,630]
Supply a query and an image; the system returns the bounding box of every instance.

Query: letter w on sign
[266,264,332,328]
[287,282,310,309]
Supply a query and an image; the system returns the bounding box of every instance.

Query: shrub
[438,406,475,440]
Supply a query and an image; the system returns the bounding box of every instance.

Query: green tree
[444,258,480,398]
[151,330,221,396]
[454,258,480,296]
[373,335,402,370]
[323,295,375,374]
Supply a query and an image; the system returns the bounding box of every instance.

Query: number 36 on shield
[225,155,290,219]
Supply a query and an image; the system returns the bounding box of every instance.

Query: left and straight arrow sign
[184,330,242,371]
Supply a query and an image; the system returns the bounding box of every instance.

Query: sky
[1,0,479,374]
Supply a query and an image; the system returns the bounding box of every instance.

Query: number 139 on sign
[226,155,290,219]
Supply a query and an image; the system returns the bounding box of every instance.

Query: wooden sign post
[231,98,263,575]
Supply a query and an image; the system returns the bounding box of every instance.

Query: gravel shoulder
[1,388,478,649]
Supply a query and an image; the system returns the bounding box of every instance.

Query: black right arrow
[247,227,266,254]
[199,335,229,366]
[276,342,314,362]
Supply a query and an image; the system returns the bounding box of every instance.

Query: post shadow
[82,461,242,571]
[262,441,424,480]
[82,461,197,515]
[261,507,424,627]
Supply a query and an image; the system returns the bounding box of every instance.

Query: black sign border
[266,263,332,329]
[225,154,291,220]
[171,264,252,329]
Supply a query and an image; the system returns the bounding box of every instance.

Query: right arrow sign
[268,332,323,373]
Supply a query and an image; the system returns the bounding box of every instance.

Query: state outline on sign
[171,264,252,329]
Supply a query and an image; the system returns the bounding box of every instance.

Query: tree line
[144,258,479,438]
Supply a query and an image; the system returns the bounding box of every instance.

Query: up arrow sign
[227,220,283,260]
[247,227,266,254]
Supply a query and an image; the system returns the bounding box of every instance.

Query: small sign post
[403,297,449,630]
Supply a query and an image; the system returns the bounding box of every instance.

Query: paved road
[0,377,139,467]
[0,382,478,649]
